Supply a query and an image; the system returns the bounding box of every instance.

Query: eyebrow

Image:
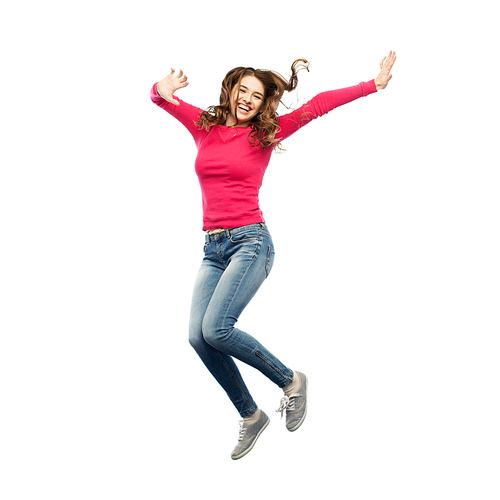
[240,85,264,98]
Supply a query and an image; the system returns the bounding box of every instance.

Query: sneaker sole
[231,416,270,460]
[287,374,308,432]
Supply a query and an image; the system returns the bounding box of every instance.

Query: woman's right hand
[157,68,189,106]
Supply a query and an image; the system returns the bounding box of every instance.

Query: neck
[225,115,251,128]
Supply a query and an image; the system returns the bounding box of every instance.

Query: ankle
[283,371,300,396]
[243,408,261,425]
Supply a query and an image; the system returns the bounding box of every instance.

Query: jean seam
[229,236,260,244]
[253,348,292,387]
[265,245,274,278]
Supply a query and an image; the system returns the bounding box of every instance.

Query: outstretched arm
[151,68,205,142]
[157,68,190,105]
[277,51,397,141]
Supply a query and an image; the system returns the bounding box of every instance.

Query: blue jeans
[188,223,294,418]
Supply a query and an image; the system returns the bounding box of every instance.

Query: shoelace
[237,421,247,441]
[275,394,300,418]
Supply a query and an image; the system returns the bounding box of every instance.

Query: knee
[201,315,229,349]
[188,324,205,352]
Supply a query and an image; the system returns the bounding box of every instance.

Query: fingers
[375,51,397,90]
[178,69,188,85]
[386,51,397,68]
[169,68,189,86]
[169,68,186,79]
[389,50,396,66]
[380,51,397,70]
[161,67,189,100]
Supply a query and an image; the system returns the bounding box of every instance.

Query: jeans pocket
[265,245,275,277]
[229,225,260,243]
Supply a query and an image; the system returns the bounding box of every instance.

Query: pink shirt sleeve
[150,83,206,145]
[276,80,377,142]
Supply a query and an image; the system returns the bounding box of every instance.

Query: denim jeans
[188,223,294,418]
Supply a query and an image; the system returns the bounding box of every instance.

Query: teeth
[238,105,250,112]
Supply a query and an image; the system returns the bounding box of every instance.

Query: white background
[1,0,499,498]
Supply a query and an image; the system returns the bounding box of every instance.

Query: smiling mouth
[238,104,251,113]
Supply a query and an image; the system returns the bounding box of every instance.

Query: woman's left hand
[375,50,397,90]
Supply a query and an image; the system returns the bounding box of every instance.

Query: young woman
[150,51,396,460]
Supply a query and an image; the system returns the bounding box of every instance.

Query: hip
[202,223,275,274]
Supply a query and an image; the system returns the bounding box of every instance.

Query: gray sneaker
[276,371,308,432]
[231,410,270,460]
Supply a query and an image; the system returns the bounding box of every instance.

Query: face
[227,75,265,127]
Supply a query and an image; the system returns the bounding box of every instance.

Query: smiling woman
[151,51,397,460]
[195,59,310,149]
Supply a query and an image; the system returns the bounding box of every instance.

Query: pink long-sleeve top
[150,80,377,230]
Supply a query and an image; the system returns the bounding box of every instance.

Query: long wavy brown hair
[195,59,310,150]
